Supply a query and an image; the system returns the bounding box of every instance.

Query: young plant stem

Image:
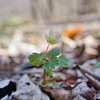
[46,44,50,53]
[42,44,50,85]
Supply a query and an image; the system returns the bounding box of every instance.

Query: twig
[84,73,100,90]
[76,65,100,90]
[74,65,100,81]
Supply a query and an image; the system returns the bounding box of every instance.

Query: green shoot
[91,62,100,71]
[28,29,69,85]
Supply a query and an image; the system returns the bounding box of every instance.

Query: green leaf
[91,62,100,71]
[43,61,51,70]
[28,53,42,67]
[49,57,59,66]
[58,55,69,68]
[47,48,61,57]
[47,70,53,77]
[43,57,58,70]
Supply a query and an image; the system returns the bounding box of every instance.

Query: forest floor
[0,17,100,100]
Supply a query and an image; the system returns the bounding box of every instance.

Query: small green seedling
[28,29,69,85]
[91,62,100,71]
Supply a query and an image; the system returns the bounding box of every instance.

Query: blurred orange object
[63,24,83,38]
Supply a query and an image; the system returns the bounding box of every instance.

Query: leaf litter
[0,23,100,100]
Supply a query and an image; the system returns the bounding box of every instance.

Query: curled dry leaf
[71,81,96,100]
[12,74,50,100]
[41,87,71,100]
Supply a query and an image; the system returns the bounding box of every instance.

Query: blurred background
[1,0,100,23]
[0,0,100,71]
[0,0,100,23]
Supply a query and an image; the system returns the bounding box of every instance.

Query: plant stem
[46,44,50,53]
[42,44,50,85]
[42,69,46,85]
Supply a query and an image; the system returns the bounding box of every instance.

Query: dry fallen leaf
[63,24,83,38]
